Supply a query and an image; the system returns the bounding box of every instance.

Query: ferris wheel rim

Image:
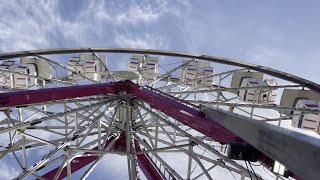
[0,47,319,94]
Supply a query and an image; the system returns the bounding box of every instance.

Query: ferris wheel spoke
[137,131,176,147]
[134,106,156,149]
[141,121,251,179]
[193,155,240,179]
[0,129,109,157]
[168,84,301,95]
[16,109,108,179]
[138,103,261,179]
[11,150,25,171]
[192,164,219,180]
[15,141,70,179]
[41,133,122,179]
[134,135,184,180]
[0,102,106,136]
[147,128,185,138]
[187,100,320,113]
[149,59,194,86]
[74,104,115,147]
[136,143,191,155]
[91,52,116,82]
[0,139,23,160]
[52,156,69,180]
[189,152,214,180]
[79,134,123,179]
[157,68,247,91]
[18,130,58,147]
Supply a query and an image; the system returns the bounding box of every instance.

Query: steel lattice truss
[0,48,319,180]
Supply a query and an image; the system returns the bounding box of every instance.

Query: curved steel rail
[0,48,319,93]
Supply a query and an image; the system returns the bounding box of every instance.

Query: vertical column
[124,102,140,180]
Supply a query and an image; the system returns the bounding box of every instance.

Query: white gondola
[143,61,157,81]
[128,55,159,81]
[265,79,277,102]
[0,59,42,88]
[67,57,78,77]
[280,89,320,115]
[184,66,197,87]
[67,54,106,81]
[238,78,277,104]
[128,57,141,72]
[0,60,17,87]
[292,99,320,133]
[13,64,37,88]
[181,61,214,88]
[20,57,51,79]
[200,66,214,87]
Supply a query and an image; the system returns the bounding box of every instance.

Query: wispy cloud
[114,33,168,49]
[0,0,63,51]
[0,159,19,179]
[0,1,189,179]
[0,0,187,52]
[93,1,166,25]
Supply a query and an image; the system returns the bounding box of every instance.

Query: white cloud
[0,160,19,179]
[88,155,128,179]
[0,0,61,51]
[94,1,164,25]
[0,0,186,52]
[114,33,168,49]
[92,0,188,25]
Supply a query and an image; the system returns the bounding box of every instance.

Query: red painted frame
[0,81,272,179]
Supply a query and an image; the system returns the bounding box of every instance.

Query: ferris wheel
[0,48,319,180]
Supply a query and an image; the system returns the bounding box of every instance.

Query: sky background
[0,0,320,179]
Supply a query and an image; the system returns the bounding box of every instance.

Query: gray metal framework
[201,105,320,180]
[0,48,319,180]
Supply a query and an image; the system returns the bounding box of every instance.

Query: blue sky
[0,0,320,179]
[1,0,320,84]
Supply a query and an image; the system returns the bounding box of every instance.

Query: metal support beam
[41,135,126,179]
[135,135,183,180]
[158,68,246,90]
[200,105,320,180]
[0,101,108,134]
[138,103,261,179]
[187,100,320,113]
[0,83,117,108]
[135,141,166,180]
[168,84,301,95]
[0,80,315,179]
[130,84,241,144]
[16,109,108,179]
[92,52,116,82]
[149,59,194,86]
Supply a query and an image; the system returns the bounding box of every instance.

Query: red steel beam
[0,82,125,108]
[0,81,240,143]
[0,81,290,179]
[41,136,165,180]
[128,85,241,144]
[135,142,166,180]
